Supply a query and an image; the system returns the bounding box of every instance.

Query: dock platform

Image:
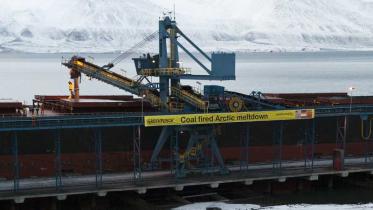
[0,157,372,203]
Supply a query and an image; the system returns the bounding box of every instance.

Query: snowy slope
[1,0,373,53]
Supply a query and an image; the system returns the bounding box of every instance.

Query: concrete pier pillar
[174,185,184,191]
[278,177,286,183]
[339,172,349,178]
[137,188,147,194]
[210,182,220,189]
[244,179,253,185]
[97,191,107,197]
[307,175,318,181]
[13,197,24,204]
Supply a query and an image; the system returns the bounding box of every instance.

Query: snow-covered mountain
[1,0,373,53]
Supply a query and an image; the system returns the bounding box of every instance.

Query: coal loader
[1,15,373,209]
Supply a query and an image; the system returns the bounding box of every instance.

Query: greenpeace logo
[146,118,174,125]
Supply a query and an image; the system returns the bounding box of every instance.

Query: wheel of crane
[228,96,243,112]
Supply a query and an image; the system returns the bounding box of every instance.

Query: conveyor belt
[63,58,165,108]
[171,87,208,111]
[225,91,286,109]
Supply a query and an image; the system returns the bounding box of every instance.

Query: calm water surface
[0,51,373,104]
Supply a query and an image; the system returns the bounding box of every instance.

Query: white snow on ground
[1,0,373,53]
[173,202,373,210]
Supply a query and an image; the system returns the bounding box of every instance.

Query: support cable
[104,31,159,69]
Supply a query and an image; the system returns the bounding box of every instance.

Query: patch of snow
[1,0,373,53]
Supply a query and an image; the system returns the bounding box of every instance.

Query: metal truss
[152,126,228,178]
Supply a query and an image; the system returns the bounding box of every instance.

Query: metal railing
[314,105,373,117]
[0,114,144,131]
[139,68,191,76]
[3,103,373,131]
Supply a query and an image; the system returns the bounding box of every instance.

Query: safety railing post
[12,132,19,193]
[94,128,103,188]
[272,122,283,174]
[133,126,142,182]
[54,130,62,191]
[240,124,250,172]
[304,120,315,170]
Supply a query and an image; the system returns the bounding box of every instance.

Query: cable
[104,31,159,69]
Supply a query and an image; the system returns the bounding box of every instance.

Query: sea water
[1,51,373,104]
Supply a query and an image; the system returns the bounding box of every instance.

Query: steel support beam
[54,130,62,191]
[171,130,183,178]
[176,26,212,62]
[12,132,19,192]
[176,41,211,74]
[150,127,172,165]
[94,128,103,188]
[240,124,250,171]
[336,116,347,151]
[364,134,372,164]
[176,130,196,177]
[273,122,284,173]
[133,126,142,182]
[336,116,347,169]
[361,116,373,164]
[304,120,315,170]
[209,132,227,174]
